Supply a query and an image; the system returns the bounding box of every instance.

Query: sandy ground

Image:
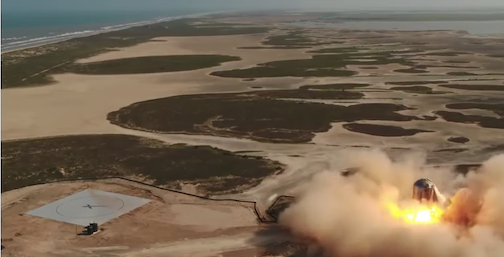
[3,29,503,197]
[1,179,277,257]
[2,33,309,141]
[3,29,503,150]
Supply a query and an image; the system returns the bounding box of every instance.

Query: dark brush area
[343,123,432,136]
[394,68,430,74]
[446,72,478,76]
[424,51,468,56]
[385,81,449,86]
[1,134,283,194]
[448,136,470,144]
[211,51,414,78]
[61,55,240,75]
[1,18,269,88]
[435,111,504,129]
[307,46,361,53]
[300,83,370,90]
[238,46,309,49]
[107,91,419,143]
[390,86,450,94]
[438,84,504,91]
[446,103,504,116]
[261,30,325,47]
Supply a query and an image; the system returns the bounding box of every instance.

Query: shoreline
[1,11,228,54]
[5,11,504,54]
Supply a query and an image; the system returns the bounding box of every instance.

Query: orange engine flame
[387,202,444,224]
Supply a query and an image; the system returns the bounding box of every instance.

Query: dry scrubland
[2,12,504,257]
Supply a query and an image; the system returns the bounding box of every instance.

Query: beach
[1,10,224,52]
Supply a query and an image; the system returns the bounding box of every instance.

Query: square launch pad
[26,189,151,226]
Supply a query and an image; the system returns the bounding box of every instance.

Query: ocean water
[1,10,198,51]
[295,20,504,36]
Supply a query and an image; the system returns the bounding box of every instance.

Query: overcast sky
[3,0,504,13]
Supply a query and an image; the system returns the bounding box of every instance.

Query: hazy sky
[295,0,504,10]
[3,0,504,13]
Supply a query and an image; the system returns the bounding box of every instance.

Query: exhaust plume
[279,149,504,257]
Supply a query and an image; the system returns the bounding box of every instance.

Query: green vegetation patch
[2,18,269,88]
[252,89,364,100]
[211,52,412,78]
[343,123,432,137]
[390,86,450,94]
[442,60,470,64]
[392,49,426,54]
[300,83,370,90]
[424,51,468,56]
[211,66,356,78]
[433,148,468,153]
[415,64,478,69]
[107,91,419,143]
[446,103,504,117]
[386,81,449,86]
[447,72,478,76]
[394,68,430,74]
[308,47,361,54]
[261,30,324,47]
[438,84,504,91]
[1,134,283,194]
[62,55,240,75]
[191,21,253,27]
[448,136,470,144]
[435,111,504,129]
[238,46,309,49]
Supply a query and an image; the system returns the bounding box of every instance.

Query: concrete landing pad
[26,189,151,226]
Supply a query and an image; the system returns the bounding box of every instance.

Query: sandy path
[167,204,258,231]
[1,184,48,208]
[120,230,292,257]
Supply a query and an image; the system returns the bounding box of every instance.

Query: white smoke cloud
[279,149,504,257]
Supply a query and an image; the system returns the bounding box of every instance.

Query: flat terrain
[2,10,504,257]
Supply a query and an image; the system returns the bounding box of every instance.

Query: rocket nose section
[412,178,437,203]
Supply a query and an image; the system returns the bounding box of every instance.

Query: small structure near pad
[80,222,99,236]
[26,189,151,226]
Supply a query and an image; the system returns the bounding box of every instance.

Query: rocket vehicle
[412,178,448,207]
[411,178,482,225]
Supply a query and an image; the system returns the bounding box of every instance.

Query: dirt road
[118,230,292,257]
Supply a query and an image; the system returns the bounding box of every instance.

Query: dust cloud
[279,149,504,257]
